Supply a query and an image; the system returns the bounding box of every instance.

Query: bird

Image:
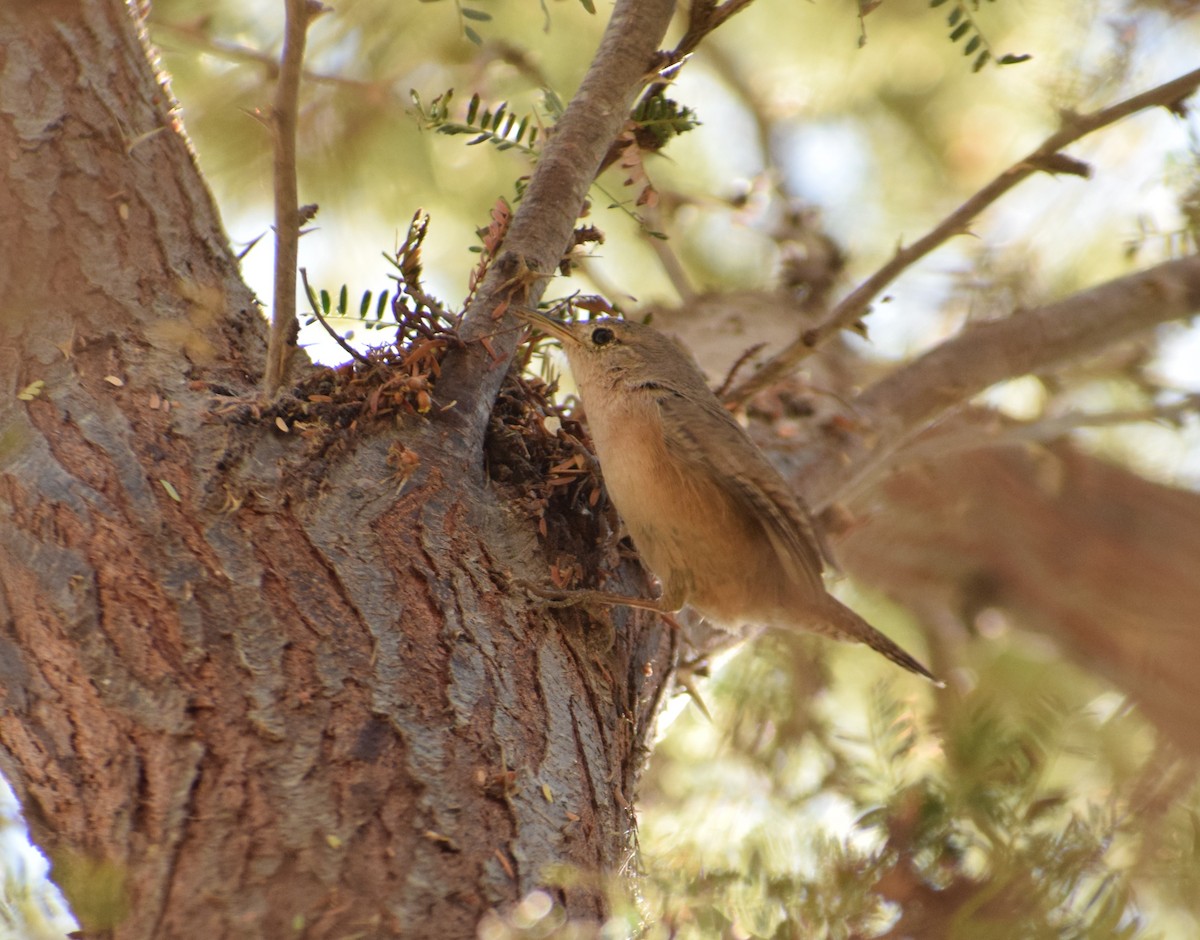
[516,309,940,685]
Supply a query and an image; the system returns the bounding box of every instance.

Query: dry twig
[264,0,327,396]
[727,66,1200,406]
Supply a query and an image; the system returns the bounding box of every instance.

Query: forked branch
[432,0,676,455]
[727,66,1200,406]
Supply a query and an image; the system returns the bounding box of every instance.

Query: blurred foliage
[632,633,1200,938]
[8,0,1200,936]
[0,790,74,940]
[478,632,1200,938]
[143,0,1200,936]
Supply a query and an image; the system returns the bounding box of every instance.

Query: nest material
[211,294,622,586]
[485,365,622,591]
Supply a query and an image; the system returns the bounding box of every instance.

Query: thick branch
[840,439,1200,756]
[806,252,1200,507]
[727,66,1200,405]
[433,0,677,458]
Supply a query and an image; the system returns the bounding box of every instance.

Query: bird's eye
[591,327,615,347]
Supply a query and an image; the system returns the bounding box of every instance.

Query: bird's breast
[582,391,819,626]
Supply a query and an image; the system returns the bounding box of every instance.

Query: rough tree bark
[3,1,1200,938]
[0,1,676,937]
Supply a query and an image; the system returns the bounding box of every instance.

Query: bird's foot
[515,580,680,629]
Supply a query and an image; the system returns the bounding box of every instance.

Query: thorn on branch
[1166,96,1191,119]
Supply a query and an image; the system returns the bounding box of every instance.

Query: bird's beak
[512,307,578,347]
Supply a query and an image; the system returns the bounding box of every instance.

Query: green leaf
[973,49,990,71]
[377,292,390,318]
[360,290,372,317]
[160,479,181,502]
[303,279,321,312]
[950,21,970,41]
[964,35,981,55]
[466,93,480,124]
[999,52,1033,65]
[578,0,595,11]
[337,284,348,314]
[320,289,331,314]
[542,87,565,118]
[948,7,962,25]
[461,7,491,20]
[463,24,482,45]
[929,0,949,6]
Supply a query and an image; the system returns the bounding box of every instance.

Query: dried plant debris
[486,365,621,591]
[209,299,460,458]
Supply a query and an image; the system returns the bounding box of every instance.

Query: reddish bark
[3,2,1199,938]
[0,2,674,936]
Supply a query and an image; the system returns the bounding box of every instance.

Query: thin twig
[715,342,765,399]
[154,17,367,90]
[403,284,453,323]
[672,0,759,60]
[726,66,1200,406]
[596,0,761,177]
[642,204,697,301]
[896,396,1200,464]
[299,268,370,364]
[264,0,326,397]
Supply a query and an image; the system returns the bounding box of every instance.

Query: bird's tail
[817,596,943,686]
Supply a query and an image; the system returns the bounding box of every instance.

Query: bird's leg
[517,579,670,613]
[516,579,687,634]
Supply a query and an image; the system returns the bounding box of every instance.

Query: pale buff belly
[591,408,817,629]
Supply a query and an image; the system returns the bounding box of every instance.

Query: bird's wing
[654,387,827,593]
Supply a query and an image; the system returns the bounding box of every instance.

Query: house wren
[518,310,939,684]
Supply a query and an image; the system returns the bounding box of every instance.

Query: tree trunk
[0,3,673,936]
[6,2,1200,937]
